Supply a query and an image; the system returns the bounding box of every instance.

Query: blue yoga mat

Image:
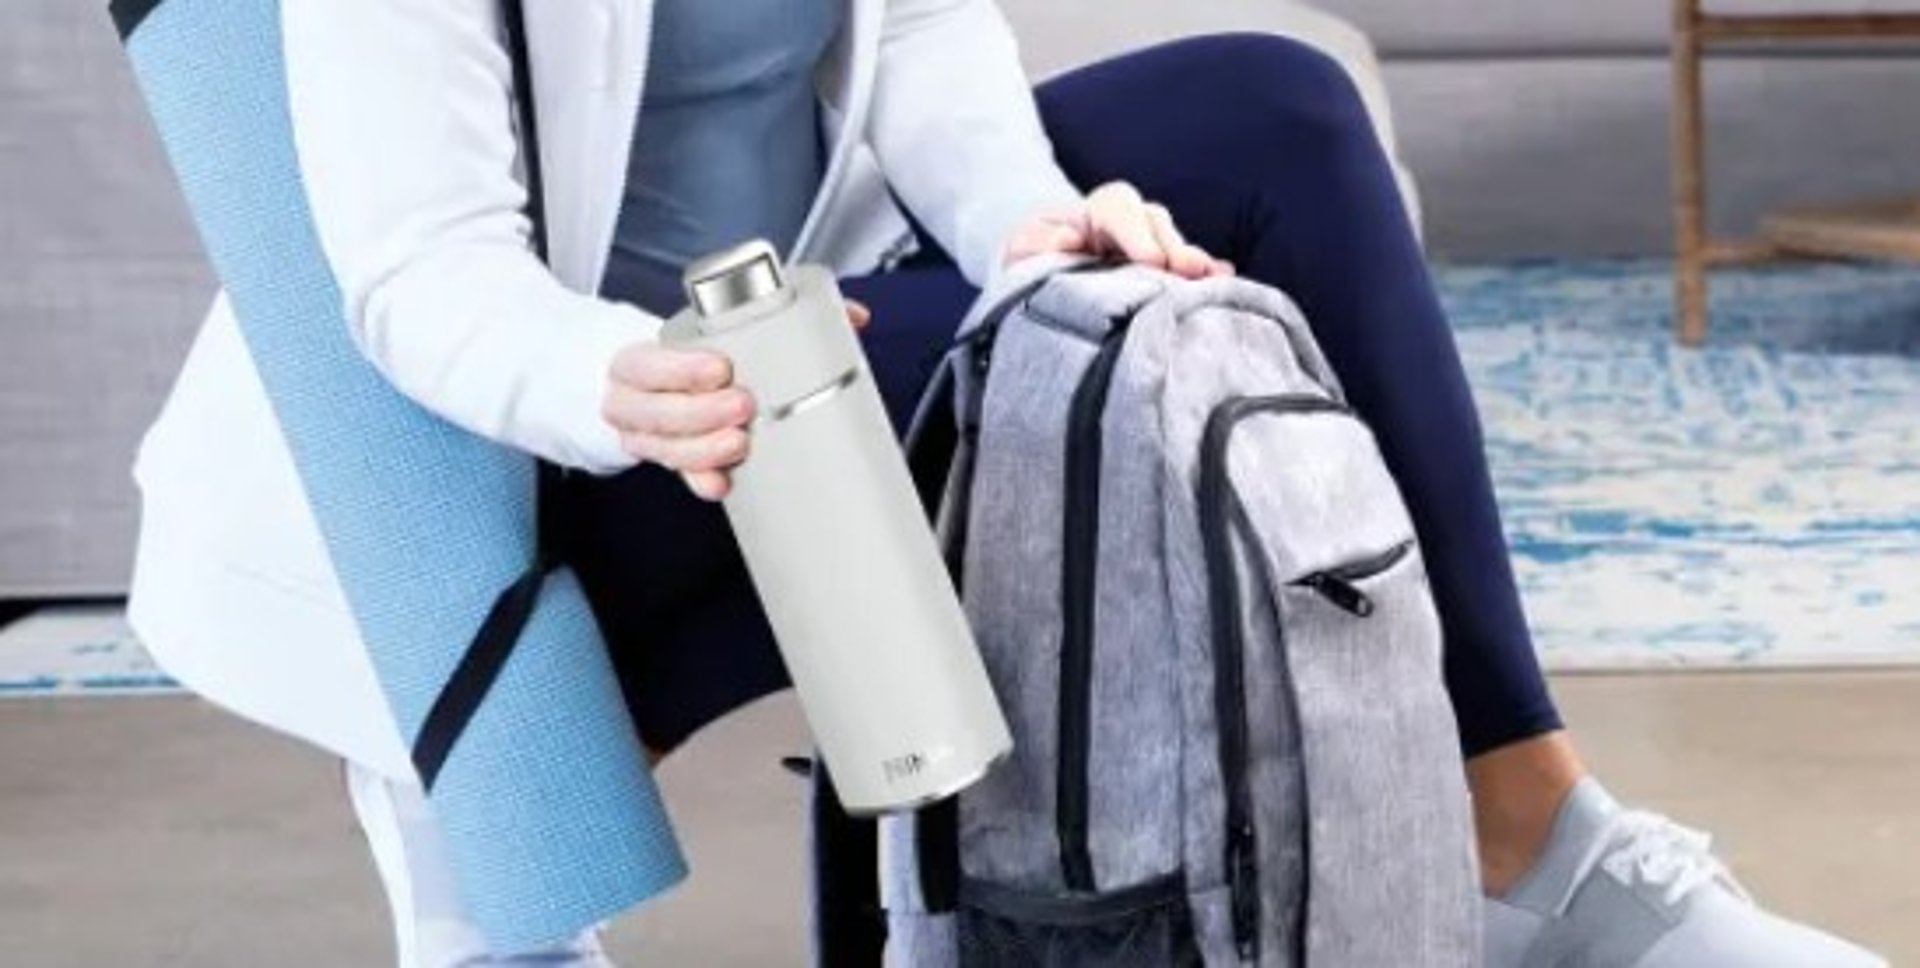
[115,0,686,951]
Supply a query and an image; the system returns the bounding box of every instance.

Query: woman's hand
[603,300,870,502]
[1003,182,1234,279]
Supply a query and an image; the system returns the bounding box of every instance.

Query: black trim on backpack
[1198,393,1356,961]
[905,362,960,517]
[1056,318,1134,893]
[108,0,163,39]
[409,0,554,789]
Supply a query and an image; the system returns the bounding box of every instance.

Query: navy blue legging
[553,34,1561,761]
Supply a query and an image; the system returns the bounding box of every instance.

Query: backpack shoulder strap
[898,269,1055,914]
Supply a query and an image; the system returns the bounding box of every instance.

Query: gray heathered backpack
[880,258,1480,967]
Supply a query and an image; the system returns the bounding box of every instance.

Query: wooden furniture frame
[1671,0,1920,344]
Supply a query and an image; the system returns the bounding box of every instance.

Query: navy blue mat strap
[412,555,558,788]
[109,0,164,38]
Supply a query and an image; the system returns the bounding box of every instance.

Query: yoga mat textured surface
[119,0,685,950]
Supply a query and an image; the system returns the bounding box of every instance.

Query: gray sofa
[1336,0,1920,258]
[1005,0,1920,259]
[5,0,1919,597]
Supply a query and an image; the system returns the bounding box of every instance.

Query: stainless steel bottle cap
[684,239,788,318]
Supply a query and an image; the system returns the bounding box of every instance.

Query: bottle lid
[684,239,787,318]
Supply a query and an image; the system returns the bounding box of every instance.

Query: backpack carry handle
[902,252,1140,592]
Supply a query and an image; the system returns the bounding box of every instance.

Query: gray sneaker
[1483,779,1886,968]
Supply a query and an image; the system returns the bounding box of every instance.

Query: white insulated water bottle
[662,240,1012,814]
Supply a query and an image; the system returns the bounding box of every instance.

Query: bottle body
[664,258,1010,813]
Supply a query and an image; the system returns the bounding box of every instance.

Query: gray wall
[1,1,210,597]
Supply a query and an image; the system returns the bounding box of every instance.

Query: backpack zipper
[1057,317,1134,894]
[1198,393,1356,961]
[1290,541,1413,617]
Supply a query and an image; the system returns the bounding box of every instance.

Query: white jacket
[128,0,1083,779]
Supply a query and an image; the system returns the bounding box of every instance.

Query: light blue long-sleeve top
[600,0,846,315]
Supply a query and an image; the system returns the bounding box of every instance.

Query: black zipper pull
[1299,573,1375,617]
[1229,829,1261,961]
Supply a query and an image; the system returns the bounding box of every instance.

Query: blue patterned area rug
[1440,259,1920,669]
[2,259,1916,697]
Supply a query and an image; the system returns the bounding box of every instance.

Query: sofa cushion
[1000,0,1424,230]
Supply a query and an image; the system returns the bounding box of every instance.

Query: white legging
[345,762,614,967]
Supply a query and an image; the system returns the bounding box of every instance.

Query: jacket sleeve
[867,0,1086,287]
[282,0,647,475]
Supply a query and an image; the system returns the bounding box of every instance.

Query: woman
[127,1,1881,965]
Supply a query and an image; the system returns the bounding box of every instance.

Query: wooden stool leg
[1672,0,1710,345]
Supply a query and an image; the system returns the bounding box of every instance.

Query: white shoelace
[1553,809,1751,915]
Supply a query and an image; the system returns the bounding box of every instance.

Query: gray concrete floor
[2,672,1915,967]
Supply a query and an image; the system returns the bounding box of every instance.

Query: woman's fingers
[1002,182,1234,277]
[604,342,758,491]
[1002,215,1089,264]
[604,384,754,437]
[620,425,752,474]
[611,343,733,394]
[1145,204,1215,280]
[680,469,733,503]
[1087,182,1167,268]
[1073,181,1237,278]
[1042,219,1089,253]
[606,295,875,503]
